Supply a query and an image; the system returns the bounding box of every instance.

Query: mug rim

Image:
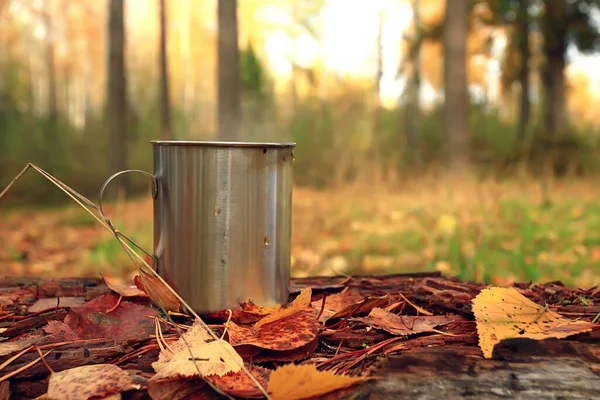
[151,140,296,148]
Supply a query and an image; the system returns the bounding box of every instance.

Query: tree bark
[541,0,567,139]
[159,0,172,140]
[444,0,469,172]
[106,0,130,195]
[217,0,241,141]
[404,0,422,167]
[517,0,530,143]
[42,0,57,127]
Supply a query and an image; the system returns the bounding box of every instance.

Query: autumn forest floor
[1,174,600,290]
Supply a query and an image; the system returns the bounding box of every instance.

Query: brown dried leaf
[472,287,598,358]
[152,319,243,380]
[227,311,319,351]
[324,295,390,326]
[46,364,144,400]
[134,273,180,313]
[103,273,147,298]
[310,290,365,323]
[206,363,271,398]
[267,363,367,400]
[253,288,312,331]
[358,308,454,336]
[40,321,80,343]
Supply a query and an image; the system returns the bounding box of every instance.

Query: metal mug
[99,140,295,314]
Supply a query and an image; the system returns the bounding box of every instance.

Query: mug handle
[98,169,159,271]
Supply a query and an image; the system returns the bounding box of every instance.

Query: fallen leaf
[227,311,319,351]
[103,273,147,298]
[64,293,159,341]
[40,321,80,343]
[267,363,367,400]
[152,319,243,380]
[252,337,320,362]
[46,364,144,400]
[206,363,271,398]
[325,295,390,326]
[253,288,312,330]
[240,300,281,316]
[134,273,180,313]
[472,287,598,358]
[28,297,85,313]
[356,308,454,336]
[310,291,365,323]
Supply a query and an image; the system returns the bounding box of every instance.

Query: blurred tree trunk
[541,0,567,139]
[106,0,130,195]
[404,0,422,167]
[517,0,530,143]
[42,0,57,127]
[159,0,172,140]
[443,0,469,172]
[217,0,241,141]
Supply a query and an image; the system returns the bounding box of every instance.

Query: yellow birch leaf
[472,287,597,358]
[254,288,312,331]
[268,363,367,400]
[151,319,242,380]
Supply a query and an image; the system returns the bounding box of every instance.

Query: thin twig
[0,346,34,372]
[220,309,233,340]
[316,294,328,322]
[107,295,123,313]
[0,350,53,383]
[35,345,54,374]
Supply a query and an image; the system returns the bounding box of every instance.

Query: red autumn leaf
[40,321,80,343]
[205,363,271,399]
[227,310,319,352]
[64,293,159,341]
[310,291,365,323]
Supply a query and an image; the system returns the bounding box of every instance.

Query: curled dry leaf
[206,363,272,398]
[227,310,320,352]
[134,273,181,313]
[324,295,390,326]
[357,307,455,336]
[472,287,598,358]
[46,364,144,400]
[253,288,312,331]
[152,319,243,380]
[102,273,147,298]
[267,363,367,400]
